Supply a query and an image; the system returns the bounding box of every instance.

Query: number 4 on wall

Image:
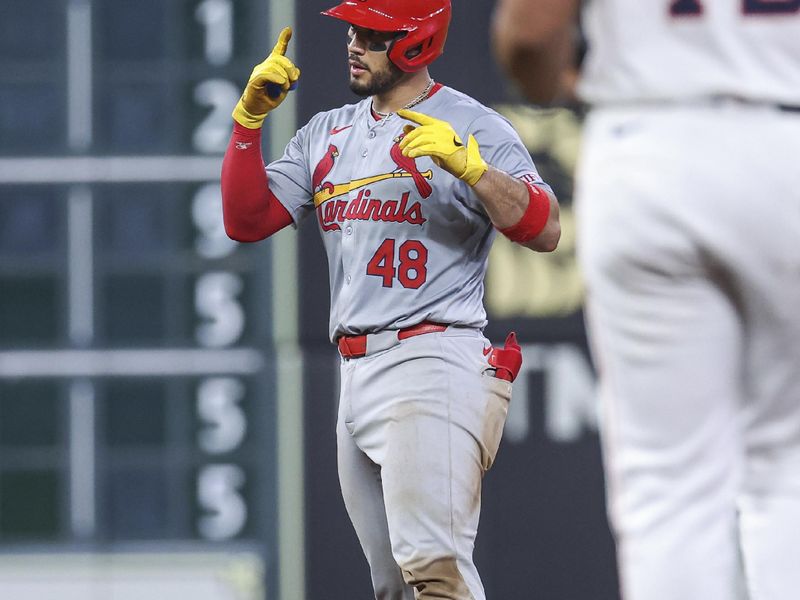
[671,0,800,15]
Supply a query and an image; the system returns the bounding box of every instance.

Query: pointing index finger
[272,26,292,56]
[396,109,439,126]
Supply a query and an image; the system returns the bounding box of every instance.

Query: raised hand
[232,27,301,129]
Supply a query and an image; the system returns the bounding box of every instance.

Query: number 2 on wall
[670,0,800,15]
[366,238,428,289]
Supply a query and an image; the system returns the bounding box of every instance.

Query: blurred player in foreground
[221,0,560,597]
[493,1,800,599]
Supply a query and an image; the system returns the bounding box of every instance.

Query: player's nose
[347,35,366,54]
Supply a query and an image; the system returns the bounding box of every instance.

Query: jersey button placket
[340,215,355,294]
[343,225,353,287]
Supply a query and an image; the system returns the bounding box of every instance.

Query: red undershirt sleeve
[221,123,294,242]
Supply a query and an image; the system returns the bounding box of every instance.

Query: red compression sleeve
[498,181,551,243]
[221,123,293,242]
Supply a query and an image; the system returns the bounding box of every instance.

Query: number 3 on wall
[671,0,800,15]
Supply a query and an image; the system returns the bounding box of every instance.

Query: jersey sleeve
[457,113,553,211]
[266,122,316,227]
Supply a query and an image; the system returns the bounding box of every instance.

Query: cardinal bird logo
[390,134,432,198]
[312,144,340,195]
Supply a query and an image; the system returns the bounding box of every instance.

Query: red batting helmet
[322,0,452,72]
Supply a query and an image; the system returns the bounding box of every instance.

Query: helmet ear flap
[407,35,439,59]
[385,31,408,63]
[390,31,425,60]
[404,41,423,60]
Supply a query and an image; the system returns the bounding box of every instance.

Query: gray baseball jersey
[266,84,548,341]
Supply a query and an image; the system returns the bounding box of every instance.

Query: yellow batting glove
[397,109,488,186]
[232,27,301,129]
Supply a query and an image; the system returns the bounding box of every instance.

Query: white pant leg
[740,367,800,600]
[735,110,800,600]
[342,330,509,600]
[584,270,745,600]
[576,107,748,600]
[578,104,800,600]
[338,359,415,600]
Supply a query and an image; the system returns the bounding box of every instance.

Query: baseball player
[493,1,800,599]
[221,1,560,597]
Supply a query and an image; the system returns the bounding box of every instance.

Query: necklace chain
[373,79,435,118]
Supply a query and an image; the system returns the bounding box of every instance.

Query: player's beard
[348,58,404,97]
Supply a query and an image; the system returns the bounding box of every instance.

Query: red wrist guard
[499,182,550,243]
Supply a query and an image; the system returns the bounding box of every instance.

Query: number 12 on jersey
[366,238,428,289]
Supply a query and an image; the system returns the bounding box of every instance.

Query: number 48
[366,238,428,289]
[671,0,799,14]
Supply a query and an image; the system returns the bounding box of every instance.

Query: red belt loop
[337,335,367,358]
[337,320,448,358]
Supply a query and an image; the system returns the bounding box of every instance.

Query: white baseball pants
[336,327,511,600]
[576,102,800,600]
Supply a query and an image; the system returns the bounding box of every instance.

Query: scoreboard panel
[0,1,295,596]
